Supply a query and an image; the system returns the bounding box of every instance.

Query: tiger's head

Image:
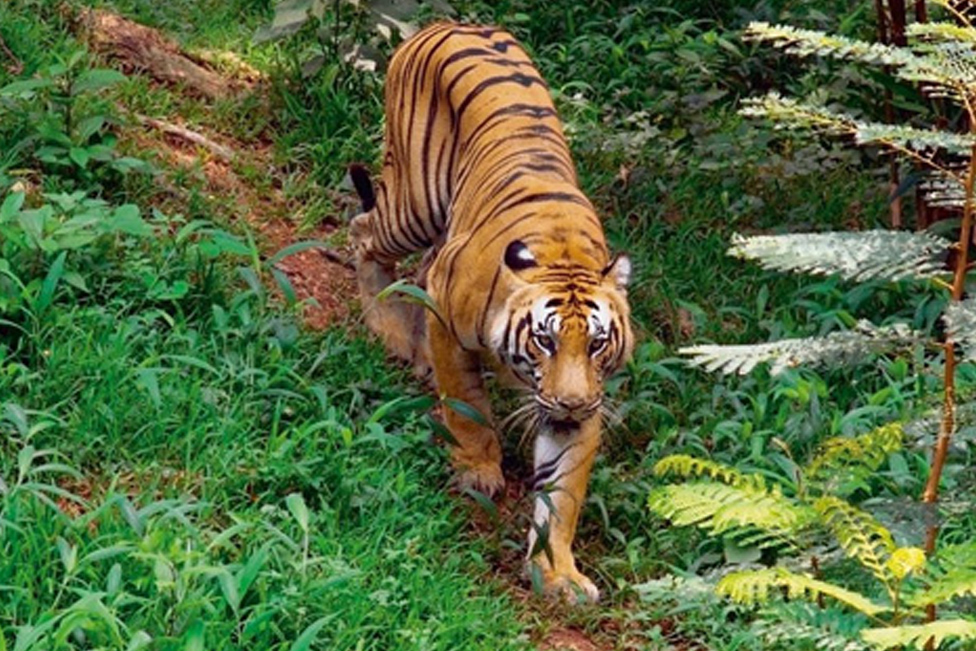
[490,240,633,433]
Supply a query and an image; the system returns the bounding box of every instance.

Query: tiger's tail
[347,163,376,212]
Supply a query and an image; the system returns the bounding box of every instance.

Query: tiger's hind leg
[349,212,429,375]
[347,164,429,375]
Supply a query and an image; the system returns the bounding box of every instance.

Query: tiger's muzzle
[535,395,602,433]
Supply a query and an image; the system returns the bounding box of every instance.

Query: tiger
[347,22,634,602]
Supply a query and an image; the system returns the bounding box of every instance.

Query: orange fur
[349,22,633,601]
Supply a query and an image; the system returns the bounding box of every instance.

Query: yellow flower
[887,547,926,580]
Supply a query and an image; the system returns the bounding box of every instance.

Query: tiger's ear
[602,254,631,291]
[348,163,376,212]
[504,240,537,271]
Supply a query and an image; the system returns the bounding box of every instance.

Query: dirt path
[129,121,357,328]
[78,6,356,329]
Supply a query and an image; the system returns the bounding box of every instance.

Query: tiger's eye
[534,333,555,353]
[588,336,608,356]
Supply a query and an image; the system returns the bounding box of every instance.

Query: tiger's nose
[554,396,593,421]
[556,397,588,412]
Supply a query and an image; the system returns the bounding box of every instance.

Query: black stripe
[477,265,503,347]
[465,103,558,142]
[485,191,591,222]
[453,72,546,126]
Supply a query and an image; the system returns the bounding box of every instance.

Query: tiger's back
[373,24,604,249]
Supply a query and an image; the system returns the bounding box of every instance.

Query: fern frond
[908,21,976,47]
[717,567,887,616]
[944,298,976,361]
[745,23,976,103]
[680,321,921,376]
[920,173,967,208]
[757,603,871,651]
[936,541,976,570]
[861,620,976,650]
[728,231,951,282]
[910,570,976,606]
[744,22,912,65]
[652,454,757,487]
[814,496,895,587]
[648,481,813,548]
[741,93,976,158]
[805,424,904,486]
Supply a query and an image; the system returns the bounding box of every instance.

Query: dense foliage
[1,0,973,650]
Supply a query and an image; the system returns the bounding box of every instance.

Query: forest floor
[5,2,961,651]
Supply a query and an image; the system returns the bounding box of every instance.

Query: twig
[0,31,23,75]
[134,114,236,162]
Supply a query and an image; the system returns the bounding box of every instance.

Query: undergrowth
[2,0,973,649]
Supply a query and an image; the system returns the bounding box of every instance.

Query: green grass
[2,0,974,649]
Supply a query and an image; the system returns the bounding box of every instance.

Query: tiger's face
[491,240,633,432]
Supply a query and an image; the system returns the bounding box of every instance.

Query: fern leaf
[728,231,951,282]
[944,298,976,362]
[813,496,895,586]
[745,23,976,103]
[652,454,756,487]
[756,603,872,651]
[741,93,976,155]
[908,21,976,47]
[805,424,904,487]
[744,22,913,66]
[919,173,967,208]
[717,567,887,616]
[936,541,976,570]
[680,321,921,376]
[648,481,813,548]
[910,570,976,606]
[861,620,976,650]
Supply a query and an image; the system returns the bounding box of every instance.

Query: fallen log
[74,7,248,101]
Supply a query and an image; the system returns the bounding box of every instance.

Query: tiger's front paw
[525,561,600,604]
[455,462,505,498]
[530,564,601,604]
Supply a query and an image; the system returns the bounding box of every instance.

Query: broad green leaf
[0,192,24,221]
[71,69,127,95]
[285,492,310,533]
[441,396,490,427]
[135,369,162,409]
[110,204,152,237]
[184,620,204,651]
[271,267,297,305]
[375,279,445,326]
[35,251,67,312]
[18,206,51,248]
[68,147,90,169]
[288,615,336,651]
[236,546,269,598]
[367,395,436,424]
[0,78,54,97]
[76,115,107,141]
[267,239,328,266]
[124,631,151,651]
[216,569,241,614]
